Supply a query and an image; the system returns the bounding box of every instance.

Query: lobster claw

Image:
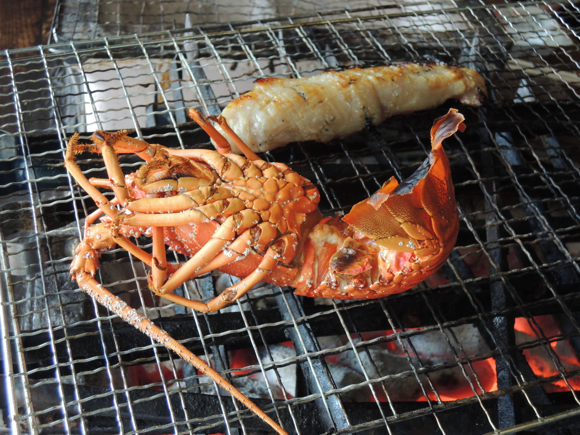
[294,109,464,299]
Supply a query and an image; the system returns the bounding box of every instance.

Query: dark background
[0,0,56,50]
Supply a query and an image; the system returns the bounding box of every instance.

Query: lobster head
[294,109,465,299]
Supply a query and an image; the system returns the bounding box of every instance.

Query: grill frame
[2,1,580,434]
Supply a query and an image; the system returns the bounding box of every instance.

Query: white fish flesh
[215,63,487,153]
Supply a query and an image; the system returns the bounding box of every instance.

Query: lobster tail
[293,109,464,299]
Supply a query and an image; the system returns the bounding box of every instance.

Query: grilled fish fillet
[215,63,486,153]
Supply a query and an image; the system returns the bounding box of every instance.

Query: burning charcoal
[256,344,297,399]
[228,345,297,400]
[402,324,491,360]
[231,374,286,400]
[126,359,185,390]
[328,345,498,402]
[319,324,495,402]
[330,348,425,402]
[185,344,297,400]
[515,315,580,393]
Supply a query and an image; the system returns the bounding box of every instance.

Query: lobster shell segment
[293,109,464,299]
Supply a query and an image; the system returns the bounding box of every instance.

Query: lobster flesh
[65,108,465,434]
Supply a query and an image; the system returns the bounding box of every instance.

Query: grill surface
[2,1,580,434]
[50,0,456,42]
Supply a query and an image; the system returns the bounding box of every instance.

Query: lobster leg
[205,246,278,312]
[150,227,168,290]
[188,108,234,154]
[164,222,278,280]
[149,212,260,293]
[98,138,130,205]
[84,197,120,229]
[88,178,113,188]
[203,233,299,312]
[156,227,234,294]
[73,221,169,278]
[69,132,133,205]
[89,130,160,162]
[193,229,257,275]
[106,220,180,277]
[158,233,299,313]
[122,210,259,296]
[66,132,159,217]
[142,222,298,313]
[65,134,118,220]
[112,208,261,311]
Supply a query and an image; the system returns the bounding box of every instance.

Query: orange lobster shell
[294,109,463,299]
[64,108,465,435]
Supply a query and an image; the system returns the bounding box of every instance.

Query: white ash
[319,324,493,402]
[231,345,297,400]
[186,345,296,400]
[400,324,491,362]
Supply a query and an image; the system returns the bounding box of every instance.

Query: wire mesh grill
[50,0,457,42]
[2,1,580,434]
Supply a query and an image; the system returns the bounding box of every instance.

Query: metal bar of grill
[2,1,580,434]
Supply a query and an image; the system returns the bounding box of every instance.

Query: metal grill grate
[50,0,457,42]
[2,1,580,434]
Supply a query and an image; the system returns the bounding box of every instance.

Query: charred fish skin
[216,62,487,153]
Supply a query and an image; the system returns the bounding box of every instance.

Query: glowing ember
[129,360,184,390]
[125,315,580,402]
[322,324,497,402]
[515,315,580,393]
[417,358,497,402]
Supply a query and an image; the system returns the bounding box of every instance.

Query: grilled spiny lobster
[65,108,465,434]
